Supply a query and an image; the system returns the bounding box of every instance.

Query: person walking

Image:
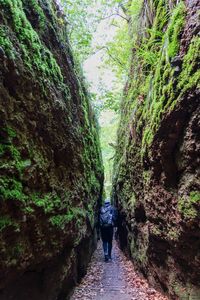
[99,199,117,262]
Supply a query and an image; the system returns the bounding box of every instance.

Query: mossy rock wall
[0,0,103,299]
[113,0,200,299]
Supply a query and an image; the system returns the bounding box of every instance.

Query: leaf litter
[71,241,168,300]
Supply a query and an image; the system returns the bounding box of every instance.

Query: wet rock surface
[71,241,168,300]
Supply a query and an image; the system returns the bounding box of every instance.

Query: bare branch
[98,13,129,23]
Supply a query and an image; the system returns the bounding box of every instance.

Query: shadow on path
[71,241,168,300]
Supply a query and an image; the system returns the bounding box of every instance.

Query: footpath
[71,241,168,300]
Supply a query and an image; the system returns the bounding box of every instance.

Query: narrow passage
[71,242,168,300]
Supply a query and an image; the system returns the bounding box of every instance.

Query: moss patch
[178,191,200,219]
[0,0,64,89]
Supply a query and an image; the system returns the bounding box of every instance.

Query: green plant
[49,207,86,229]
[167,1,186,58]
[0,216,19,232]
[178,191,200,219]
[0,216,13,231]
[0,177,27,202]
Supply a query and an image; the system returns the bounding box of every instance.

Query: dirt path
[70,242,168,300]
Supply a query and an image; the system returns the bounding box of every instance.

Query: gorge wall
[0,0,103,299]
[113,0,200,299]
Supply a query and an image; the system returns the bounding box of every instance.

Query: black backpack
[100,205,113,227]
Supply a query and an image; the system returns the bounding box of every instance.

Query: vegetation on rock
[0,0,103,299]
[0,0,200,299]
[112,0,200,298]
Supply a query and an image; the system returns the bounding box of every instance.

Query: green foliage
[136,0,168,69]
[104,21,132,80]
[59,0,133,113]
[93,84,122,114]
[61,0,130,64]
[100,110,119,196]
[61,0,99,62]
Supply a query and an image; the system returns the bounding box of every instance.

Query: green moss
[167,2,186,58]
[139,2,186,156]
[178,36,200,93]
[129,234,148,266]
[178,191,200,219]
[152,226,162,236]
[6,126,17,138]
[167,228,179,241]
[87,203,95,226]
[89,172,100,192]
[190,191,200,203]
[143,170,151,186]
[0,216,13,231]
[0,0,64,87]
[49,207,86,229]
[153,0,169,33]
[0,26,17,59]
[31,192,63,213]
[0,177,27,202]
[11,243,24,257]
[0,127,31,176]
[127,193,136,209]
[23,206,34,213]
[49,214,73,228]
[24,0,46,30]
[0,215,20,232]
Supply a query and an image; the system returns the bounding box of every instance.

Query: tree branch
[99,12,129,22]
[91,46,125,70]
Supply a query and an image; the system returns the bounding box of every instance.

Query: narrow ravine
[0,0,199,299]
[71,242,168,300]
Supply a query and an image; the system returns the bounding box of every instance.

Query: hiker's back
[100,204,113,227]
[99,199,118,262]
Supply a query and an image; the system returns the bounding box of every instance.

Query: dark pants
[100,226,114,258]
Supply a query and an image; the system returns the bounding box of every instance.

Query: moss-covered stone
[0,0,103,298]
[113,0,200,298]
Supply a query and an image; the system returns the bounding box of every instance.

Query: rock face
[113,0,200,299]
[0,1,103,299]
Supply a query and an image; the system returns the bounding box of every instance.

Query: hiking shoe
[104,255,109,262]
